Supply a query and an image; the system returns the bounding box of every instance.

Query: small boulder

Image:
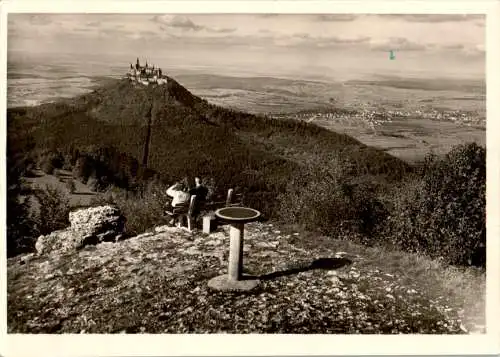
[36,229,80,255]
[35,205,126,255]
[69,205,126,241]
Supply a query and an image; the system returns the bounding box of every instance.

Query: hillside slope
[7,223,484,334]
[9,78,412,218]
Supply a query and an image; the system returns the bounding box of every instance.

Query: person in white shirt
[165,181,191,225]
[166,181,191,208]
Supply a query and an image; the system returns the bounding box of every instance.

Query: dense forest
[7,77,485,268]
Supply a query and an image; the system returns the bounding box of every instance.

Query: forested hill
[74,76,208,125]
[9,77,411,192]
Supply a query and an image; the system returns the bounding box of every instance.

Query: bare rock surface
[9,222,485,334]
[35,205,126,256]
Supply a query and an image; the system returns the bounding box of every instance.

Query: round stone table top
[215,207,261,224]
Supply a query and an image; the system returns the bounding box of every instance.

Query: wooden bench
[202,188,243,234]
[165,188,242,232]
[165,195,198,231]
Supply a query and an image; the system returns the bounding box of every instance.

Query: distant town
[126,58,168,85]
[271,107,485,129]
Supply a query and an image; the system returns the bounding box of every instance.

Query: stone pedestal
[208,223,259,292]
[228,223,244,280]
[202,214,216,234]
[207,207,261,292]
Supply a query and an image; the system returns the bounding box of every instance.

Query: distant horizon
[8,14,485,82]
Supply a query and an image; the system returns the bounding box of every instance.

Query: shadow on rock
[244,257,352,281]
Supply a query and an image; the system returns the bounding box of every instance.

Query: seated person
[189,177,209,215]
[165,181,191,223]
[189,177,209,202]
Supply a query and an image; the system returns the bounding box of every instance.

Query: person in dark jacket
[189,176,209,215]
[189,177,208,203]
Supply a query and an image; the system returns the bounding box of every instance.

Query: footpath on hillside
[7,223,485,334]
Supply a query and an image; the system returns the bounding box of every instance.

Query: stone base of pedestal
[207,274,259,292]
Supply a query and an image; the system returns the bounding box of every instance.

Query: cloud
[73,27,94,33]
[151,15,235,34]
[442,43,465,50]
[371,37,427,51]
[256,14,279,18]
[474,44,485,53]
[271,32,371,49]
[206,26,236,34]
[86,21,101,27]
[152,15,204,31]
[28,15,53,26]
[315,14,359,22]
[376,14,484,23]
[99,27,134,38]
[293,32,369,43]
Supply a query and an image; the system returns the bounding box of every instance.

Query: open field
[23,169,96,209]
[177,73,486,162]
[301,116,485,162]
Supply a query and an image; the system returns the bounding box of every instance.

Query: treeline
[37,145,158,191]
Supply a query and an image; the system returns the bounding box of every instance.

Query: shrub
[381,143,486,266]
[7,120,38,256]
[276,169,388,239]
[7,195,37,257]
[87,175,100,192]
[33,185,71,236]
[66,179,76,194]
[38,151,64,175]
[91,183,169,236]
[72,155,93,183]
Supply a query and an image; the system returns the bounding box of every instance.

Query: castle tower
[136,57,140,70]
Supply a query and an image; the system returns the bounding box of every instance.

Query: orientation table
[208,207,261,291]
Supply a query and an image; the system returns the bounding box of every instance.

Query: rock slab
[207,274,260,292]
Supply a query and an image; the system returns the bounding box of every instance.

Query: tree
[7,114,37,256]
[33,185,71,236]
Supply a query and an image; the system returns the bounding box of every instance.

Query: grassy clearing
[23,169,96,209]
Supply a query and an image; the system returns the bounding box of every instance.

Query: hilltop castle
[127,58,168,85]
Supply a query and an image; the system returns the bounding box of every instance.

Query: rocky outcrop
[9,222,484,334]
[35,205,126,255]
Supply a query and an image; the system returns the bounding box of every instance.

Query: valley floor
[7,223,485,334]
[295,116,485,163]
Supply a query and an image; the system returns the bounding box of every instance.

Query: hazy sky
[8,14,485,80]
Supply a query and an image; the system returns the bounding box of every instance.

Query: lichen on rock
[35,205,126,256]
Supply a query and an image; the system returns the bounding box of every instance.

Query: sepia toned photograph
[5,6,488,337]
